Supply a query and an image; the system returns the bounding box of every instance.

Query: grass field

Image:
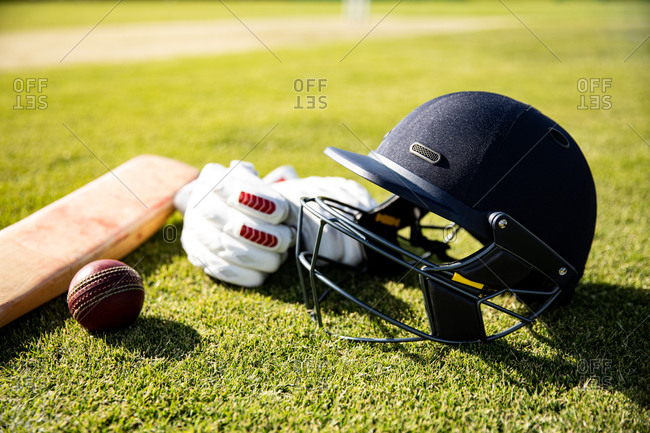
[1,1,649,432]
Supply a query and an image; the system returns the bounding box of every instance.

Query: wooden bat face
[0,154,198,328]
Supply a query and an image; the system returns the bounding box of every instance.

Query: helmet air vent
[549,128,570,148]
[409,142,441,164]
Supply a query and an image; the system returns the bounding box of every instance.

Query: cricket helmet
[296,91,597,343]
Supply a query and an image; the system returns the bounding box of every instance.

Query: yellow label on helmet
[452,273,484,290]
[375,213,401,228]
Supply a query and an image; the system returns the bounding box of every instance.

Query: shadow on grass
[391,282,650,409]
[237,258,427,341]
[242,258,307,305]
[210,252,649,410]
[252,257,419,312]
[0,294,69,365]
[123,217,186,277]
[0,218,192,365]
[98,316,201,360]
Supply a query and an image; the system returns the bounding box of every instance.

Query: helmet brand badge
[409,142,441,164]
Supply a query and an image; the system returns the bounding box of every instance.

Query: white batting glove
[271,176,377,266]
[174,161,376,287]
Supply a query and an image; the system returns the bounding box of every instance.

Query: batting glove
[174,161,376,287]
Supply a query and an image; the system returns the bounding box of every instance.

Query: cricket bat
[0,154,199,328]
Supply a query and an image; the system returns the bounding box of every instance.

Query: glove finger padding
[180,162,295,287]
[192,195,294,253]
[201,163,290,225]
[181,213,286,273]
[187,246,268,288]
[177,161,378,287]
[272,176,377,267]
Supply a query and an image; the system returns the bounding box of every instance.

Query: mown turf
[1,0,641,31]
[1,1,649,432]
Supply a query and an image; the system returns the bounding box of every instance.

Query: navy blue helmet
[296,91,597,343]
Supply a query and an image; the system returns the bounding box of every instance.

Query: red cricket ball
[67,259,145,332]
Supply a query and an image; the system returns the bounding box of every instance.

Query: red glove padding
[174,161,376,287]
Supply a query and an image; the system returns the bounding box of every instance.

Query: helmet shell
[327,91,597,282]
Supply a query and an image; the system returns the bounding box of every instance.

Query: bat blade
[0,154,198,328]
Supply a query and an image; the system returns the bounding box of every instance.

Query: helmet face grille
[409,142,441,164]
[296,196,565,344]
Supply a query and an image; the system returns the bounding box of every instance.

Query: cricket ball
[67,259,145,332]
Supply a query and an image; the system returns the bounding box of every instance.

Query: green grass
[1,0,645,31]
[0,1,339,31]
[1,1,649,432]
